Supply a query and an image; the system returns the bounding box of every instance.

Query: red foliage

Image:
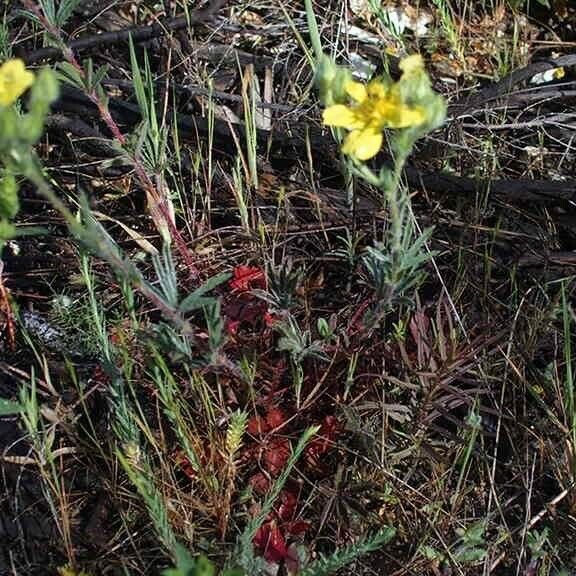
[263,310,278,327]
[172,449,197,480]
[252,489,310,569]
[264,438,291,476]
[277,489,297,521]
[247,407,286,437]
[247,414,269,436]
[224,299,270,336]
[226,319,241,337]
[249,472,271,495]
[265,407,286,430]
[229,265,266,292]
[305,416,339,468]
[253,520,289,563]
[224,264,275,337]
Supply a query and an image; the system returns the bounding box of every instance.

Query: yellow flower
[399,54,425,76]
[322,56,427,161]
[0,59,35,107]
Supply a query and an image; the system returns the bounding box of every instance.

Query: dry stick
[402,168,576,205]
[23,6,575,206]
[450,53,576,114]
[21,0,229,64]
[102,78,297,112]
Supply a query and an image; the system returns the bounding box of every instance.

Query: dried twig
[451,53,576,114]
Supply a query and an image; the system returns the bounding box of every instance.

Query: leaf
[304,0,323,60]
[264,438,291,476]
[300,526,396,576]
[229,265,266,292]
[55,0,83,26]
[162,551,219,576]
[255,522,288,563]
[0,170,19,220]
[179,273,231,312]
[0,397,23,416]
[455,547,486,563]
[56,62,85,90]
[0,220,17,243]
[238,426,319,565]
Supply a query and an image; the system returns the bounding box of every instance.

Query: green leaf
[162,548,220,576]
[304,0,323,60]
[57,61,85,90]
[0,171,19,220]
[0,219,17,242]
[55,0,83,26]
[25,69,60,144]
[31,68,60,107]
[92,64,110,91]
[455,547,486,563]
[300,526,396,576]
[0,397,24,416]
[179,273,231,312]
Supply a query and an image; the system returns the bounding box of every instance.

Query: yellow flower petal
[0,59,34,107]
[322,104,362,129]
[394,105,426,128]
[342,129,383,160]
[373,97,425,128]
[399,54,424,76]
[366,80,388,100]
[345,80,367,103]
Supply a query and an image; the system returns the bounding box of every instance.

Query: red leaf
[249,472,271,495]
[172,449,197,480]
[277,490,297,522]
[285,520,310,536]
[223,299,270,333]
[253,521,289,563]
[247,415,269,436]
[264,438,291,476]
[230,265,266,292]
[226,319,241,336]
[320,415,339,439]
[285,543,302,574]
[305,416,339,468]
[263,310,277,327]
[265,407,286,430]
[253,522,270,554]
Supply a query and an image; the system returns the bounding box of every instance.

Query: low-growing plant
[306,0,446,327]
